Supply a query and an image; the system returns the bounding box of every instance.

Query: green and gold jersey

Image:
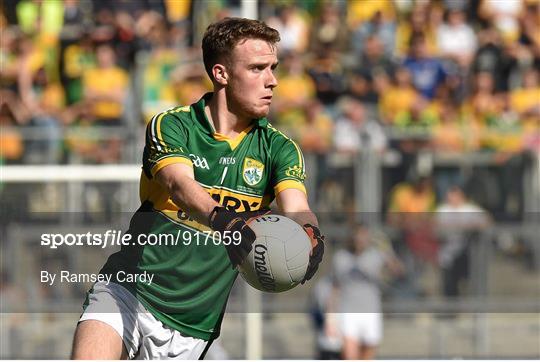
[99,93,306,340]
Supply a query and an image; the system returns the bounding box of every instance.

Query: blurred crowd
[1,0,539,218]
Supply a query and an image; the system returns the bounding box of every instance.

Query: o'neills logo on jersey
[219,157,236,165]
[243,158,264,186]
[190,154,209,170]
[253,244,275,292]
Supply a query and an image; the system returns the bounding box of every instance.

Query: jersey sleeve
[271,137,307,196]
[142,111,192,179]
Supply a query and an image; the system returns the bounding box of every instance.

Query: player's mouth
[261,95,272,103]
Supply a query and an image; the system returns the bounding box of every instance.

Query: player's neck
[205,91,252,137]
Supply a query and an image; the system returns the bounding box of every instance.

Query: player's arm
[155,163,218,225]
[276,188,325,283]
[271,136,325,283]
[275,188,318,226]
[155,163,268,266]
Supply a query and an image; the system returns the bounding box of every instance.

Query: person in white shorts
[78,282,211,360]
[330,224,403,359]
[339,312,382,350]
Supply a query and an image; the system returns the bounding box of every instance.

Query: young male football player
[71,17,325,359]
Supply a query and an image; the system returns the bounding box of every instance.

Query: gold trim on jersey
[172,106,190,113]
[274,179,306,195]
[151,156,193,177]
[213,124,255,150]
[155,112,166,148]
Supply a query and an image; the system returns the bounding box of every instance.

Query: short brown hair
[202,17,280,80]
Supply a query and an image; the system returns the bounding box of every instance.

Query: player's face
[226,38,278,119]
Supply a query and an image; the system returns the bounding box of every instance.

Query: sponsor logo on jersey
[253,244,275,291]
[190,154,209,169]
[210,192,261,212]
[243,158,264,186]
[219,157,236,165]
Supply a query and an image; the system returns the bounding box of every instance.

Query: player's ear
[212,64,228,86]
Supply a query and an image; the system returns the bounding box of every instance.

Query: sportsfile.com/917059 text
[40,230,242,249]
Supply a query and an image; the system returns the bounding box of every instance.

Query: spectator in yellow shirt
[272,51,316,132]
[388,176,438,272]
[0,90,28,163]
[464,71,500,126]
[379,67,419,124]
[395,4,439,58]
[510,67,540,128]
[297,100,334,155]
[73,43,129,162]
[389,176,436,214]
[82,43,129,124]
[432,101,466,154]
[347,0,395,30]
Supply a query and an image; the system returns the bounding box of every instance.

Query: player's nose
[266,69,277,89]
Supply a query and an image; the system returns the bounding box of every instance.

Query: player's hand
[301,224,325,284]
[209,207,270,268]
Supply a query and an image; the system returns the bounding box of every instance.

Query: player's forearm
[156,164,219,226]
[276,188,319,227]
[167,174,220,225]
[285,209,319,228]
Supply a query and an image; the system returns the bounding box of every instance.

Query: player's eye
[251,64,267,72]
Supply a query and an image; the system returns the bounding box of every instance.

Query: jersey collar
[191,92,269,134]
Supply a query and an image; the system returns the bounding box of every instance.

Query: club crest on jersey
[243,158,264,186]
